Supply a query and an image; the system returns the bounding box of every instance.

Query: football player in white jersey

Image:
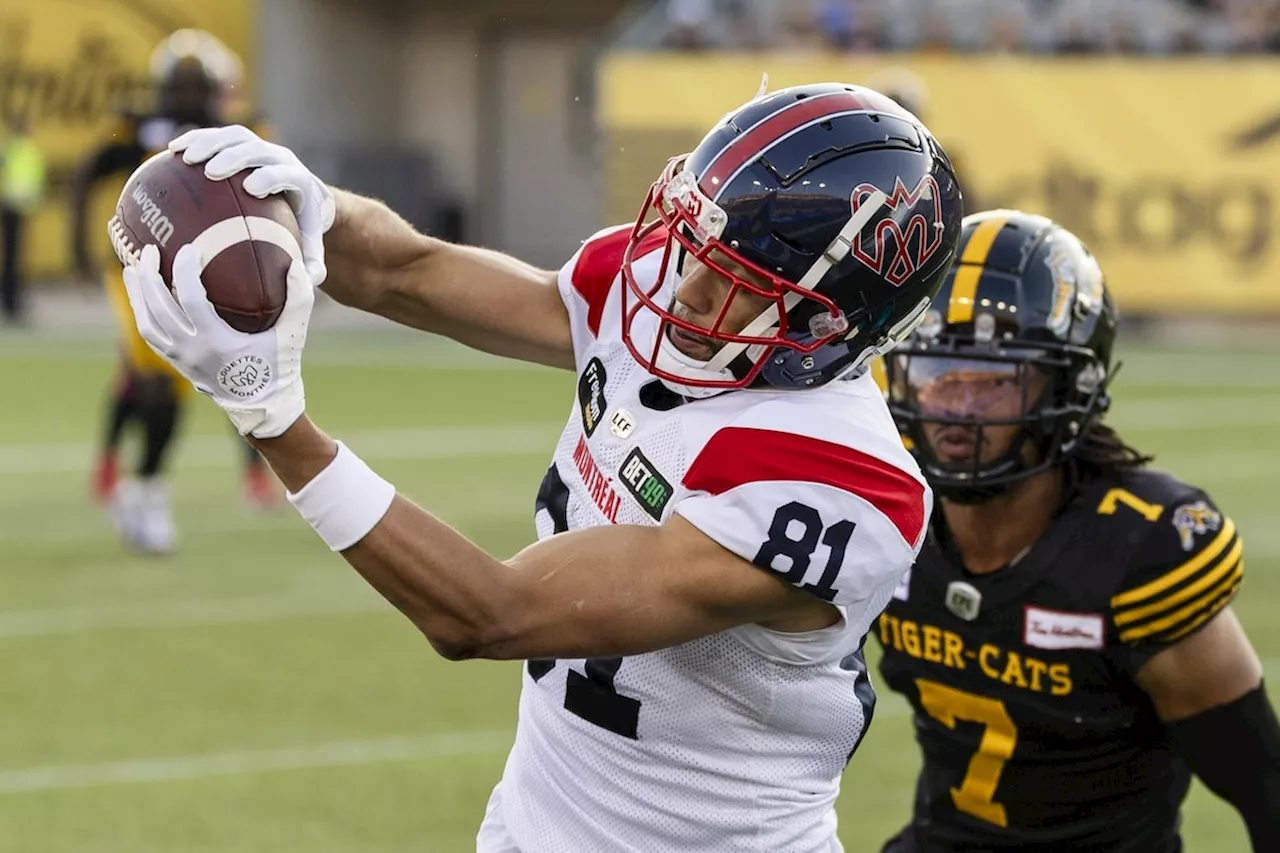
[117,81,962,851]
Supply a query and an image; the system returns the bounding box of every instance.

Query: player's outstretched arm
[69,142,129,280]
[116,200,852,660]
[67,158,97,279]
[1135,609,1280,851]
[322,189,573,370]
[167,125,574,370]
[250,416,837,661]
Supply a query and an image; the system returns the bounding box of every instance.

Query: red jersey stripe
[571,226,667,336]
[683,426,926,544]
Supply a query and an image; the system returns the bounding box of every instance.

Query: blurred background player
[863,65,971,207]
[864,66,930,123]
[0,115,46,325]
[876,210,1279,851]
[68,29,279,554]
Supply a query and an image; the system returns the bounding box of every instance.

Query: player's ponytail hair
[1072,422,1153,478]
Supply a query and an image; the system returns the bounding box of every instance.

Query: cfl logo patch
[609,408,635,439]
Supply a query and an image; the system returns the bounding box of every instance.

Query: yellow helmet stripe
[946,215,1010,323]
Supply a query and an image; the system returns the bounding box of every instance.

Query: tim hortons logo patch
[1023,605,1105,650]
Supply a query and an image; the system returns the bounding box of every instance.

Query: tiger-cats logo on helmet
[849,175,945,286]
[1045,239,1105,336]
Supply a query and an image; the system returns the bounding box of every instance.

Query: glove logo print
[217,356,272,399]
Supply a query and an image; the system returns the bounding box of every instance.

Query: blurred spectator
[1052,0,1107,54]
[0,115,46,325]
[722,0,780,49]
[664,0,716,49]
[813,1,886,50]
[815,1,858,49]
[776,1,825,50]
[915,4,957,53]
[987,1,1030,51]
[654,0,1280,54]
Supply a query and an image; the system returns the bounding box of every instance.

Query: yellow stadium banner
[599,54,1280,314]
[1,0,255,279]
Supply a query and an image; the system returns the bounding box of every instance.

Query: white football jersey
[478,226,932,853]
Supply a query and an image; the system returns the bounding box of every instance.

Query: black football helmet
[620,81,963,393]
[150,29,243,125]
[885,209,1117,503]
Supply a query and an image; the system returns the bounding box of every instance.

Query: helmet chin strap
[933,480,1016,506]
[654,336,740,400]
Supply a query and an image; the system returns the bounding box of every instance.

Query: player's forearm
[346,514,751,662]
[321,189,434,315]
[68,177,94,273]
[341,497,518,660]
[252,418,812,662]
[248,416,514,661]
[1166,682,1280,851]
[334,496,724,661]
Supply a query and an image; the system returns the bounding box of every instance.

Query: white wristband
[286,441,397,552]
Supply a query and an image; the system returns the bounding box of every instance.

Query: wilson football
[108,150,302,333]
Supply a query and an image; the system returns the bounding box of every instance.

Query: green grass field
[0,328,1275,852]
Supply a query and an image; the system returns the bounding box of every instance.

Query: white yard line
[0,703,921,794]
[0,477,535,545]
[0,678,1267,794]
[1,397,1278,480]
[0,423,563,475]
[0,593,391,640]
[0,729,514,794]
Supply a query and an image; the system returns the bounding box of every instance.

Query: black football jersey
[875,467,1243,852]
[82,112,272,185]
[82,113,194,185]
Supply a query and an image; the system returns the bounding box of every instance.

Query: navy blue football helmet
[620,81,963,392]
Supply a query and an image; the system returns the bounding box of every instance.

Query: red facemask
[619,157,853,392]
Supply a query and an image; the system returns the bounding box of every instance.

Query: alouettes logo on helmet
[850,175,945,286]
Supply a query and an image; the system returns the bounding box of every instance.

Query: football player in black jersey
[875,209,1279,852]
[69,30,278,552]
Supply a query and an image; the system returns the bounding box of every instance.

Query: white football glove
[122,243,313,439]
[169,125,335,288]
